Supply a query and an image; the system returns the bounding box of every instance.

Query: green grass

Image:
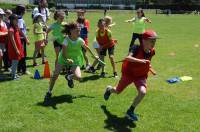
[0,11,200,131]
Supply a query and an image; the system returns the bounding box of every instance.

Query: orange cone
[43,61,51,78]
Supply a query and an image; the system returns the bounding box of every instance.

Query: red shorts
[116,75,147,93]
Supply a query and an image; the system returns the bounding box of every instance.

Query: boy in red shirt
[104,29,158,121]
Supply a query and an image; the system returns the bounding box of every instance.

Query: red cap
[142,29,158,40]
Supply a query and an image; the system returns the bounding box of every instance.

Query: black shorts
[53,41,62,49]
[100,46,115,56]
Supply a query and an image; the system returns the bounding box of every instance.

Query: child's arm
[144,18,152,23]
[19,29,30,45]
[125,53,150,64]
[0,31,8,36]
[8,30,20,56]
[33,24,45,35]
[125,17,136,23]
[82,43,98,59]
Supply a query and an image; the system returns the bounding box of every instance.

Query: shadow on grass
[0,73,12,82]
[81,74,100,82]
[26,56,34,60]
[101,105,136,132]
[37,94,95,109]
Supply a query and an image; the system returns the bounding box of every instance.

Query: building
[56,0,135,9]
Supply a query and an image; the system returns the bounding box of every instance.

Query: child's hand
[94,55,99,60]
[142,59,150,64]
[16,50,20,56]
[26,39,30,45]
[67,59,74,64]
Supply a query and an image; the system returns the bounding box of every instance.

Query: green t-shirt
[49,22,65,44]
[132,17,146,34]
[34,22,45,41]
[58,37,85,67]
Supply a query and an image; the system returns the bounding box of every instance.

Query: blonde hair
[104,16,112,27]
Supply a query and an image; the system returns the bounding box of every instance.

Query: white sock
[67,74,73,80]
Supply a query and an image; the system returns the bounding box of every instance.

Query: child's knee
[109,55,114,59]
[76,75,82,81]
[139,87,147,96]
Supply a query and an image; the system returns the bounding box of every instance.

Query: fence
[56,0,135,9]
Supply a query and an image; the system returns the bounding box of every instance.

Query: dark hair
[16,5,25,15]
[54,10,65,20]
[77,16,85,24]
[9,14,18,28]
[33,15,43,24]
[98,18,105,25]
[137,8,145,17]
[62,22,79,35]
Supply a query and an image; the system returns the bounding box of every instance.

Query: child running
[89,18,117,78]
[125,8,151,49]
[7,14,25,80]
[43,22,98,104]
[32,13,46,66]
[104,29,158,121]
[47,10,65,68]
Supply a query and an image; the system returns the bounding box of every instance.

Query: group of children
[0,6,158,122]
[0,5,30,80]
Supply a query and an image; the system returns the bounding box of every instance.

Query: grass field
[0,11,200,132]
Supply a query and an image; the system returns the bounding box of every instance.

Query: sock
[47,89,52,94]
[128,105,135,113]
[68,74,74,80]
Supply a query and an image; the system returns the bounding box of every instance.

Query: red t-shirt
[122,45,155,78]
[8,27,24,60]
[0,21,8,44]
[96,29,115,49]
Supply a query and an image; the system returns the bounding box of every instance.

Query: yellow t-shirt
[34,22,45,41]
[132,17,146,34]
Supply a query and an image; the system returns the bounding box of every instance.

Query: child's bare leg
[109,55,117,73]
[83,50,89,66]
[41,46,45,62]
[131,86,146,108]
[70,66,82,81]
[54,47,60,68]
[100,55,105,73]
[33,46,40,64]
[48,64,63,93]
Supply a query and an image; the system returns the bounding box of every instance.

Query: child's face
[98,22,105,30]
[136,11,142,17]
[5,13,11,18]
[143,39,156,50]
[57,13,65,22]
[13,19,18,26]
[70,27,80,39]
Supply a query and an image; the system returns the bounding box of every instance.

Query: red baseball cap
[142,29,159,40]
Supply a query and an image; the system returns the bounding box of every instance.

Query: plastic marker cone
[43,61,51,78]
[34,69,41,79]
